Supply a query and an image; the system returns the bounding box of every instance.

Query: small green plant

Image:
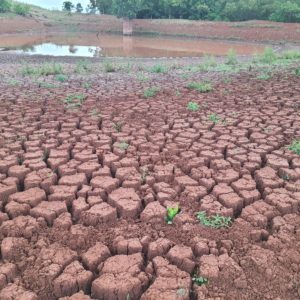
[104,61,116,73]
[82,82,91,89]
[176,288,187,297]
[89,109,101,118]
[259,47,277,64]
[21,63,64,76]
[38,82,57,88]
[141,167,149,184]
[226,48,238,65]
[75,60,90,73]
[192,275,209,286]
[64,94,86,104]
[187,101,200,112]
[198,55,217,71]
[7,79,19,86]
[117,141,129,150]
[208,113,222,124]
[295,69,300,76]
[175,89,181,96]
[257,73,271,80]
[280,50,300,60]
[113,122,123,132]
[197,211,232,229]
[288,140,300,155]
[187,82,213,93]
[149,64,168,73]
[165,206,181,224]
[143,87,160,98]
[56,74,68,82]
[137,73,149,82]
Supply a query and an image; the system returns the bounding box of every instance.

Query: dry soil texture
[0,55,299,300]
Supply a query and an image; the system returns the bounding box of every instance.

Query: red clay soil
[1,13,300,43]
[0,57,300,300]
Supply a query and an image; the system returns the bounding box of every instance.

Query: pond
[0,33,267,58]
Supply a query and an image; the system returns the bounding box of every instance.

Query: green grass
[143,87,160,98]
[197,211,232,229]
[137,73,149,82]
[255,47,277,64]
[208,113,225,124]
[7,78,19,86]
[198,55,217,71]
[148,64,168,74]
[280,50,300,60]
[21,62,64,76]
[75,60,90,73]
[187,82,213,93]
[56,74,68,82]
[89,109,101,118]
[82,82,91,89]
[117,141,129,150]
[288,140,300,155]
[257,73,272,80]
[192,275,209,286]
[165,206,180,224]
[38,82,57,88]
[63,94,86,109]
[187,101,200,112]
[103,61,116,73]
[113,122,123,132]
[226,48,238,65]
[295,68,300,76]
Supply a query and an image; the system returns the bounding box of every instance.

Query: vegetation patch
[187,101,200,111]
[288,140,300,155]
[165,206,180,224]
[197,211,232,229]
[22,63,64,76]
[192,275,209,286]
[148,64,168,74]
[187,82,213,93]
[143,87,160,98]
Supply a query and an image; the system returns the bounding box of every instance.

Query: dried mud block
[113,236,143,255]
[53,212,73,230]
[80,202,117,226]
[82,242,111,272]
[0,215,42,239]
[255,167,284,191]
[218,192,244,216]
[5,201,31,218]
[8,187,46,208]
[166,245,195,273]
[77,161,101,180]
[213,169,240,185]
[0,284,38,300]
[266,154,289,170]
[153,182,177,203]
[147,238,174,260]
[59,291,93,300]
[49,185,77,206]
[0,182,18,204]
[1,237,29,262]
[141,256,191,300]
[140,202,166,223]
[92,253,149,300]
[0,212,9,225]
[153,164,175,183]
[241,200,280,228]
[174,175,198,193]
[24,168,57,194]
[191,237,210,257]
[0,263,17,289]
[30,201,67,226]
[181,185,207,202]
[8,165,31,183]
[265,191,299,215]
[108,188,142,218]
[200,195,233,218]
[90,176,120,194]
[53,261,93,298]
[59,174,87,188]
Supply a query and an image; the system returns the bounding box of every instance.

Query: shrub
[197,211,232,229]
[13,2,30,15]
[259,47,277,64]
[143,87,160,98]
[104,62,116,73]
[187,82,213,93]
[149,64,168,73]
[0,0,11,13]
[226,48,238,65]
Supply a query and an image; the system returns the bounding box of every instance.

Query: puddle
[0,33,267,57]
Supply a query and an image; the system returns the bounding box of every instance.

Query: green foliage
[257,73,271,80]
[0,0,11,13]
[111,0,143,19]
[280,50,300,60]
[259,47,277,64]
[208,113,223,124]
[197,211,232,229]
[295,68,300,76]
[149,64,168,73]
[104,62,116,73]
[38,82,57,88]
[63,1,74,12]
[226,48,238,65]
[288,140,300,155]
[76,2,83,13]
[75,60,90,73]
[192,275,209,286]
[187,101,200,111]
[113,122,123,132]
[89,109,101,118]
[13,2,30,15]
[166,206,180,224]
[63,94,86,109]
[56,74,68,82]
[21,63,64,76]
[187,82,213,93]
[117,141,129,150]
[143,87,160,98]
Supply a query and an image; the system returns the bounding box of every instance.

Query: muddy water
[0,32,266,57]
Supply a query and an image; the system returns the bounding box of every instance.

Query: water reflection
[0,33,268,57]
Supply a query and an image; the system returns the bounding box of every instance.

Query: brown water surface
[0,32,267,57]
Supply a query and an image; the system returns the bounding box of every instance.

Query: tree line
[86,0,300,22]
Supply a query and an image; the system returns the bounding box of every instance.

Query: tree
[62,1,74,13]
[76,3,83,13]
[0,0,12,13]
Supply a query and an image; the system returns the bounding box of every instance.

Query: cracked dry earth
[0,60,300,300]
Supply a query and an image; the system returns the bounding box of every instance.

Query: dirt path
[0,55,299,299]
